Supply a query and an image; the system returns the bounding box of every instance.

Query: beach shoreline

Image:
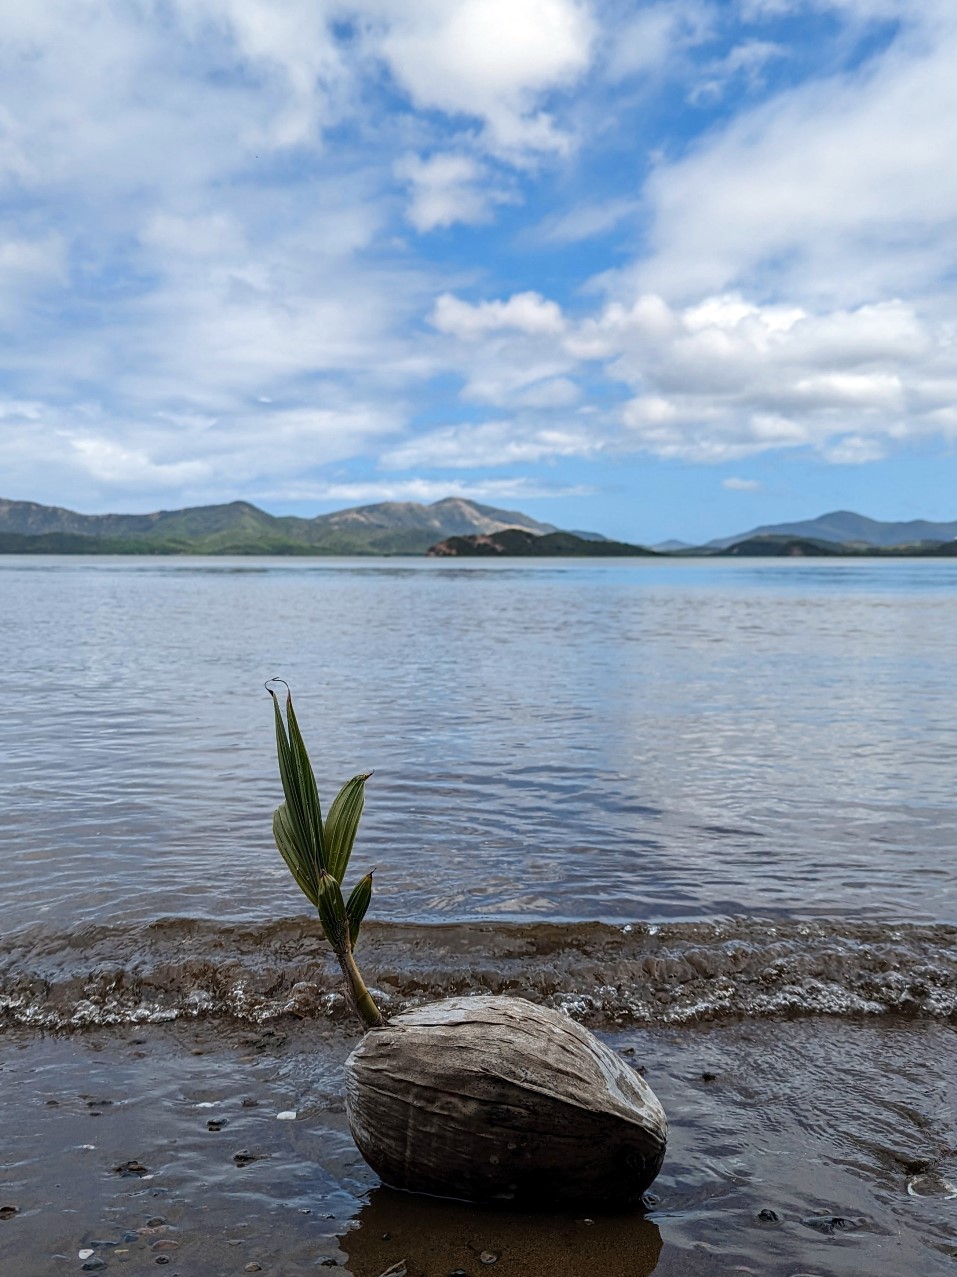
[2,1014,955,1276]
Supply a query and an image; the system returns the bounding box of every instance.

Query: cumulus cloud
[2,0,957,512]
[432,291,566,339]
[423,285,957,466]
[373,0,595,158]
[395,152,511,231]
[723,477,762,490]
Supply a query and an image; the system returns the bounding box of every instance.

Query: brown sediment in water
[2,1016,956,1276]
[3,916,957,1030]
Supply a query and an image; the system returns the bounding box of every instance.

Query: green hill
[427,529,657,557]
[0,496,575,555]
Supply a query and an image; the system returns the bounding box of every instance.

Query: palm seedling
[267,681,383,1029]
[266,681,667,1207]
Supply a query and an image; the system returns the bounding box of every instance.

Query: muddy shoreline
[5,916,957,1030]
[2,1015,956,1276]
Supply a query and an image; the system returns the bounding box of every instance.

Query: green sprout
[267,680,384,1029]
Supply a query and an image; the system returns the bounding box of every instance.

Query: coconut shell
[343,995,667,1208]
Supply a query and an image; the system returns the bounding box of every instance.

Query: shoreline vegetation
[3,494,957,557]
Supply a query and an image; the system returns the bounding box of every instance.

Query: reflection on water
[341,1184,663,1277]
[2,555,957,935]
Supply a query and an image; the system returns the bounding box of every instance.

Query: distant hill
[0,496,582,555]
[427,529,657,557]
[709,509,957,549]
[718,535,845,557]
[714,534,957,558]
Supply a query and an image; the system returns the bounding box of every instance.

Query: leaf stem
[333,942,385,1028]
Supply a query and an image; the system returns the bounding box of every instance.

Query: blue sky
[2,0,957,543]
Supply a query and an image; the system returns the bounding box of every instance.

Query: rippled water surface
[2,555,957,936]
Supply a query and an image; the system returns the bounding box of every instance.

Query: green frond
[325,772,372,883]
[345,871,374,948]
[316,871,350,950]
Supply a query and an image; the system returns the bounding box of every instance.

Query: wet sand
[2,1015,956,1276]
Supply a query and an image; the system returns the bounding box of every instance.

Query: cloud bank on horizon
[2,0,956,536]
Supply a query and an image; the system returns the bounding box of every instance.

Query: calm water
[1,554,956,938]
[4,556,957,1277]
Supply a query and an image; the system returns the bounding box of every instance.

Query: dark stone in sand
[233,1149,265,1167]
[317,1258,339,1266]
[757,1208,782,1224]
[701,1071,717,1082]
[0,1206,18,1220]
[146,1217,166,1227]
[81,1261,106,1272]
[122,1231,139,1242]
[115,1160,149,1177]
[802,1214,858,1234]
[207,1118,228,1130]
[241,1098,259,1108]
[154,1257,171,1265]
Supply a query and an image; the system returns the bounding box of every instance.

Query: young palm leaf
[325,772,372,883]
[266,682,383,1030]
[346,871,374,948]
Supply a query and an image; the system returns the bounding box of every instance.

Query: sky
[2,0,957,543]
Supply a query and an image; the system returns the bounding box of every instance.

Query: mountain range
[706,509,957,549]
[0,496,569,556]
[1,497,956,555]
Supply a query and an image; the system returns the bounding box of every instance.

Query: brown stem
[334,943,385,1029]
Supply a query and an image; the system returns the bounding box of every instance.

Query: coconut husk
[344,994,667,1208]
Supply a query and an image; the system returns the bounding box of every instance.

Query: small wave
[1,916,956,1031]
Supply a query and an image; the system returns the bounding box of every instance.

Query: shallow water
[2,555,957,940]
[3,554,957,1274]
[2,1017,955,1276]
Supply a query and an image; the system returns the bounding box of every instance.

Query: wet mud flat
[2,1016,956,1277]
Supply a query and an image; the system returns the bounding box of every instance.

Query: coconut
[344,994,667,1208]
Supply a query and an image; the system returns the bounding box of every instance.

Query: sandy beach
[3,1013,956,1277]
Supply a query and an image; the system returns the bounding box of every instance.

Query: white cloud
[432,291,566,338]
[426,283,957,466]
[2,0,957,515]
[722,477,762,490]
[395,152,511,231]
[536,197,639,243]
[689,39,785,103]
[383,419,599,468]
[605,2,713,83]
[262,476,590,504]
[373,0,595,157]
[628,6,957,305]
[821,435,888,464]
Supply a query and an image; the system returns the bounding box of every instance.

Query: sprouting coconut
[267,682,667,1207]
